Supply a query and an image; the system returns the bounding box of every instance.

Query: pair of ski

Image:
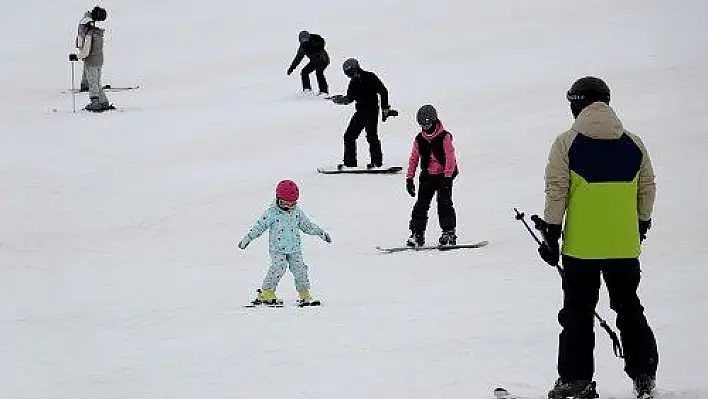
[244,300,321,308]
[376,240,488,253]
[63,85,140,94]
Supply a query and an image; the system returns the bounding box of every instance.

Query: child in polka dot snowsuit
[238,180,331,305]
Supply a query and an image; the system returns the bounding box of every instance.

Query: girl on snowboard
[405,104,459,248]
[238,180,331,306]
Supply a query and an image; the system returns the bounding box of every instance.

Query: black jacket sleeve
[289,46,305,71]
[375,74,390,109]
[339,80,355,105]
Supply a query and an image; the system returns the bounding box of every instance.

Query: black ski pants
[558,256,658,382]
[409,174,456,234]
[301,54,329,93]
[342,108,382,167]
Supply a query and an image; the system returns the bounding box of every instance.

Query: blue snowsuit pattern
[241,202,326,292]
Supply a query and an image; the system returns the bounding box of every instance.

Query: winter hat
[91,6,107,21]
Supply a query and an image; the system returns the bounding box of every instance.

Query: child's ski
[298,300,321,307]
[244,302,284,308]
[244,300,322,308]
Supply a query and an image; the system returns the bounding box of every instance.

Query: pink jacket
[407,122,458,179]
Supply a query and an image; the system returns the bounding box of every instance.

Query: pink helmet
[275,180,299,202]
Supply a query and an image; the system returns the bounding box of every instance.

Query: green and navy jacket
[543,102,656,259]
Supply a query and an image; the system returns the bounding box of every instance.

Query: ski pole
[513,208,624,358]
[69,54,77,113]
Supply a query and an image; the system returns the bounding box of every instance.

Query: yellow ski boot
[250,289,283,307]
[297,290,321,307]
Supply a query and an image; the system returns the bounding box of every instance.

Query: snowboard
[317,166,403,174]
[493,383,599,399]
[494,388,535,399]
[376,240,488,253]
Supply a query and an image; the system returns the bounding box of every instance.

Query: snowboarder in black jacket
[287,30,329,95]
[330,58,398,169]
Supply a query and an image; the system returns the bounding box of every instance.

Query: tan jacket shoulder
[626,131,656,221]
[543,129,577,225]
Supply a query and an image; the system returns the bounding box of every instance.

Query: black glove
[537,221,562,266]
[639,219,651,242]
[406,178,416,197]
[69,53,78,62]
[287,66,294,75]
[382,108,398,122]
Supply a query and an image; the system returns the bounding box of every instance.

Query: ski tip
[244,303,284,308]
[493,387,511,399]
[297,301,322,307]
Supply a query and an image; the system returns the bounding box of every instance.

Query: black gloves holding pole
[535,220,562,267]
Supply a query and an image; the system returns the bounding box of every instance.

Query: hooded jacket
[544,102,656,259]
[77,26,104,66]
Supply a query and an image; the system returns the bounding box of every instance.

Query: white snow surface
[1,0,707,398]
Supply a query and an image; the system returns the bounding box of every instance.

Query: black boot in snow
[406,231,425,247]
[548,379,598,399]
[439,229,457,246]
[633,374,656,398]
[85,97,115,113]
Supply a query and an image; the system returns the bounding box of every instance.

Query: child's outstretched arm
[238,209,274,249]
[297,209,331,243]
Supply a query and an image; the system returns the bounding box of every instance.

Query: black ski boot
[85,97,115,113]
[548,379,598,399]
[439,229,457,246]
[406,231,425,247]
[337,162,357,171]
[633,374,656,398]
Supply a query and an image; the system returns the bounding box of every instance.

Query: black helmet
[91,6,107,22]
[298,30,310,43]
[416,104,438,127]
[567,76,610,117]
[567,76,610,103]
[342,58,360,78]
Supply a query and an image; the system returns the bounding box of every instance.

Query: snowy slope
[1,0,707,398]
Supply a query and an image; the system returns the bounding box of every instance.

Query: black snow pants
[342,107,382,167]
[558,256,658,382]
[409,173,456,234]
[301,53,329,93]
